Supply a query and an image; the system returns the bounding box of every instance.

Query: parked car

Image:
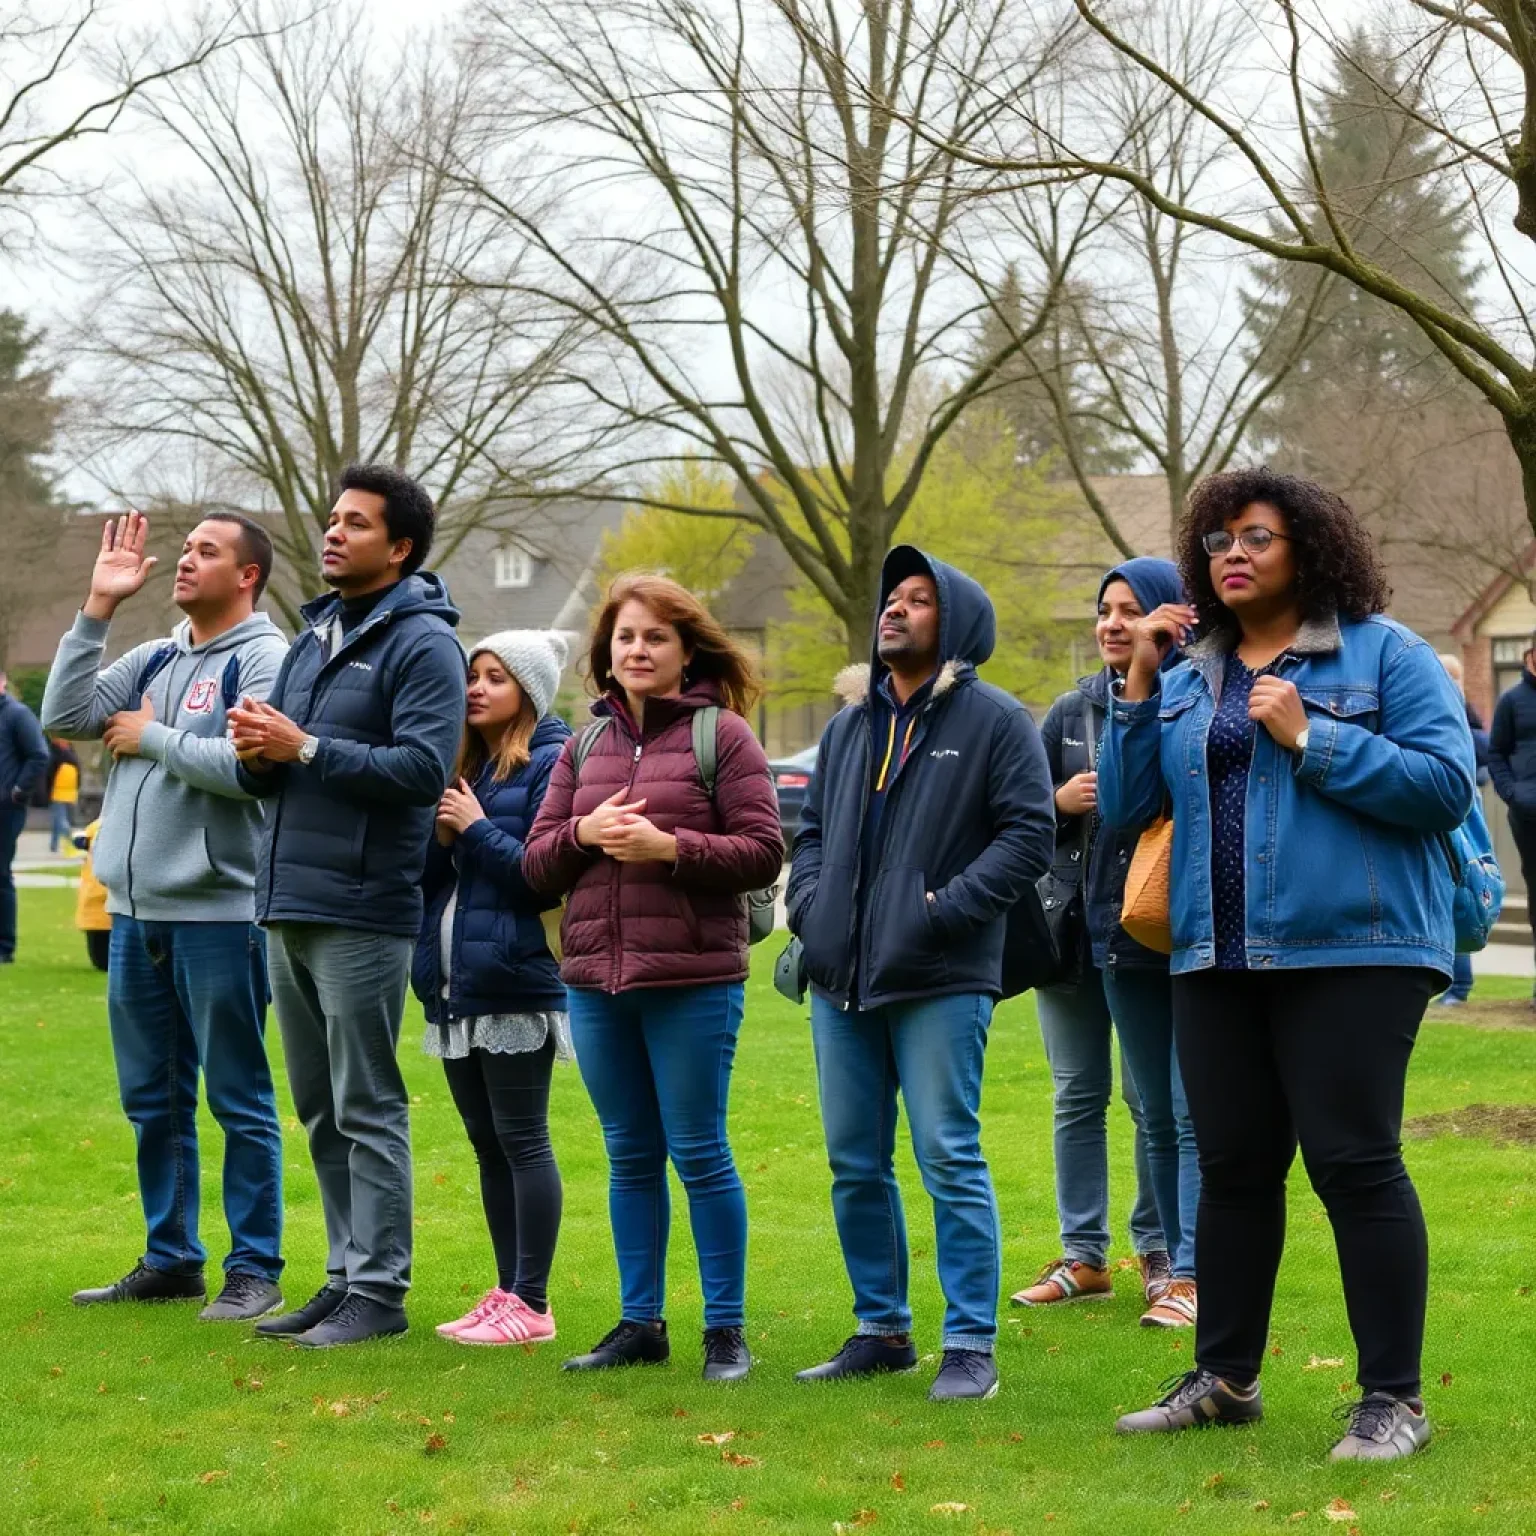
[769,745,819,842]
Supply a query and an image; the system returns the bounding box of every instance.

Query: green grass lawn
[3,889,1536,1534]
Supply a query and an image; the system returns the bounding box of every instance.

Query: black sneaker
[929,1348,998,1401]
[72,1261,206,1306]
[254,1283,347,1338]
[199,1272,284,1322]
[561,1319,670,1371]
[1116,1369,1263,1433]
[702,1326,751,1382]
[293,1292,408,1349]
[795,1334,918,1383]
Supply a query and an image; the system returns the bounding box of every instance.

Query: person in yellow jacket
[74,818,110,971]
[48,738,80,854]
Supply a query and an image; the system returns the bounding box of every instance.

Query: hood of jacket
[168,610,283,657]
[833,545,997,707]
[299,569,462,635]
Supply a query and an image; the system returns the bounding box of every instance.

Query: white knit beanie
[469,630,570,719]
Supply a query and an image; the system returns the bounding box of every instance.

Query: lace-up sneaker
[1139,1250,1172,1303]
[1140,1277,1197,1329]
[1116,1369,1263,1434]
[703,1326,752,1382]
[199,1272,284,1322]
[456,1294,557,1347]
[928,1348,999,1402]
[1330,1393,1432,1461]
[1010,1258,1113,1307]
[561,1319,670,1371]
[255,1283,346,1338]
[293,1292,408,1348]
[72,1261,206,1306]
[436,1287,511,1339]
[795,1334,919,1382]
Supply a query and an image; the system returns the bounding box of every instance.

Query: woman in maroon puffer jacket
[523,572,783,1382]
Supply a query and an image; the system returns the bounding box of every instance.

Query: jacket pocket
[867,866,947,994]
[797,860,853,991]
[1298,686,1379,733]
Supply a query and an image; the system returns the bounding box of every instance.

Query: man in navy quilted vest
[229,465,465,1348]
[43,511,289,1320]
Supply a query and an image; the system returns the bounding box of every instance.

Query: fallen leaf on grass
[329,1401,351,1417]
[891,1472,906,1492]
[697,1431,735,1445]
[831,1512,878,1532]
[1323,1500,1356,1523]
[1304,1357,1345,1371]
[1441,1372,1453,1387]
[47,1366,62,1378]
[1204,1474,1224,1490]
[198,1471,228,1486]
[924,1439,946,1449]
[424,1433,448,1455]
[930,1504,970,1516]
[1286,1513,1308,1524]
[432,1172,447,1186]
[1253,1502,1271,1512]
[673,1408,690,1419]
[1379,1491,1398,1504]
[1176,1500,1191,1515]
[721,1450,760,1467]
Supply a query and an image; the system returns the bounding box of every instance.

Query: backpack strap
[691,705,720,799]
[133,642,178,698]
[571,717,611,780]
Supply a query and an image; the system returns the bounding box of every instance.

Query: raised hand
[1123,602,1199,700]
[84,512,158,619]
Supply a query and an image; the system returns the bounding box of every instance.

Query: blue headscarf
[1098,557,1185,673]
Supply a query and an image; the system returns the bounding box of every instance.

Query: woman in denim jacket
[1098,468,1474,1463]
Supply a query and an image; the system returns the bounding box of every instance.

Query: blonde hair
[586,570,762,717]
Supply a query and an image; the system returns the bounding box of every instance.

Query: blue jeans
[1036,965,1162,1268]
[811,990,1000,1353]
[1102,967,1199,1279]
[1443,952,1473,1002]
[49,801,72,852]
[106,918,283,1279]
[567,983,747,1329]
[0,801,23,960]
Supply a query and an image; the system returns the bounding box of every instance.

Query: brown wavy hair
[586,571,762,717]
[454,686,538,785]
[1179,466,1390,632]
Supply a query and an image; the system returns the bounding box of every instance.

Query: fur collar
[1185,610,1342,662]
[832,659,965,707]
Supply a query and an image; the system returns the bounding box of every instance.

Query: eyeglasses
[1202,527,1291,557]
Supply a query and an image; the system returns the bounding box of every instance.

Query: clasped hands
[227,697,308,766]
[576,788,678,864]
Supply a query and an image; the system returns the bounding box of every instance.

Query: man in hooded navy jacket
[787,546,1055,1401]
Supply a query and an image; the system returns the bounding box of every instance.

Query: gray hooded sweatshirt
[42,610,288,922]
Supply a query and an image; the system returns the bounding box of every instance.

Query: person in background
[413,631,572,1348]
[0,668,49,964]
[524,574,783,1383]
[1435,653,1484,1007]
[42,510,289,1319]
[229,464,466,1349]
[1101,468,1473,1462]
[1013,557,1199,1330]
[74,818,111,972]
[46,737,81,854]
[787,546,1056,1402]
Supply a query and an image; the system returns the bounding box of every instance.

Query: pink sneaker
[454,1293,557,1346]
[435,1287,511,1339]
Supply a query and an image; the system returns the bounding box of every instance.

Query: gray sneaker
[1330,1393,1431,1461]
[199,1272,284,1322]
[1116,1369,1263,1434]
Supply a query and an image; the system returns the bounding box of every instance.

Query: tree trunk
[1505,405,1536,545]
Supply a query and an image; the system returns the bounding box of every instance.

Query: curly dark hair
[338,462,436,576]
[1178,466,1389,631]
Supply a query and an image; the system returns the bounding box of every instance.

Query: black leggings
[1172,966,1436,1399]
[442,1037,562,1310]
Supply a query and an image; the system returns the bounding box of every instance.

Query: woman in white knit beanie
[411,629,573,1347]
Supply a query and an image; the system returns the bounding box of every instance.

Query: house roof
[1451,542,1536,642]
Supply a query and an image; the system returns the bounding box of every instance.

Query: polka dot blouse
[1207,652,1271,970]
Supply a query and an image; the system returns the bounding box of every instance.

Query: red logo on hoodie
[183,679,218,715]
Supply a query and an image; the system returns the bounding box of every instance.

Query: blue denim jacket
[1097,613,1476,976]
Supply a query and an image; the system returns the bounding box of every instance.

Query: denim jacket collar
[1184,610,1342,701]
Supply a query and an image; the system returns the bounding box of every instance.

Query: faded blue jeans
[107,918,283,1280]
[567,982,748,1329]
[811,990,1000,1353]
[1102,966,1199,1279]
[1036,964,1163,1269]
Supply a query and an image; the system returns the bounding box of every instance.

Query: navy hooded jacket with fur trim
[785,545,1056,1009]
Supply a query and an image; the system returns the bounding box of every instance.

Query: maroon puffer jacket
[523,684,784,992]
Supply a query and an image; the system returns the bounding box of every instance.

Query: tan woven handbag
[1120,813,1174,954]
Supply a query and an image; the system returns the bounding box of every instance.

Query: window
[494,545,532,589]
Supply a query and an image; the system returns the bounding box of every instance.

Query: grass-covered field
[2,887,1535,1534]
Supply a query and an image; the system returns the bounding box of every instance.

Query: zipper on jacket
[607,738,644,993]
[122,652,191,919]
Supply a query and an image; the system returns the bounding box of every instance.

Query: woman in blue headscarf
[1010,558,1198,1329]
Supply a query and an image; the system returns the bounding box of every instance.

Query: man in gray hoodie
[43,510,290,1321]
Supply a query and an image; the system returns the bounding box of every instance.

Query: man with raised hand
[229,464,465,1349]
[0,668,49,964]
[43,510,289,1320]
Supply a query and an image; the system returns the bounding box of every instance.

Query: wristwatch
[298,734,320,766]
[1293,727,1310,756]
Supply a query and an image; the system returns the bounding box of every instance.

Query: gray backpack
[572,705,779,944]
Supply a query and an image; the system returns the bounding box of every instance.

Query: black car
[769,745,819,842]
